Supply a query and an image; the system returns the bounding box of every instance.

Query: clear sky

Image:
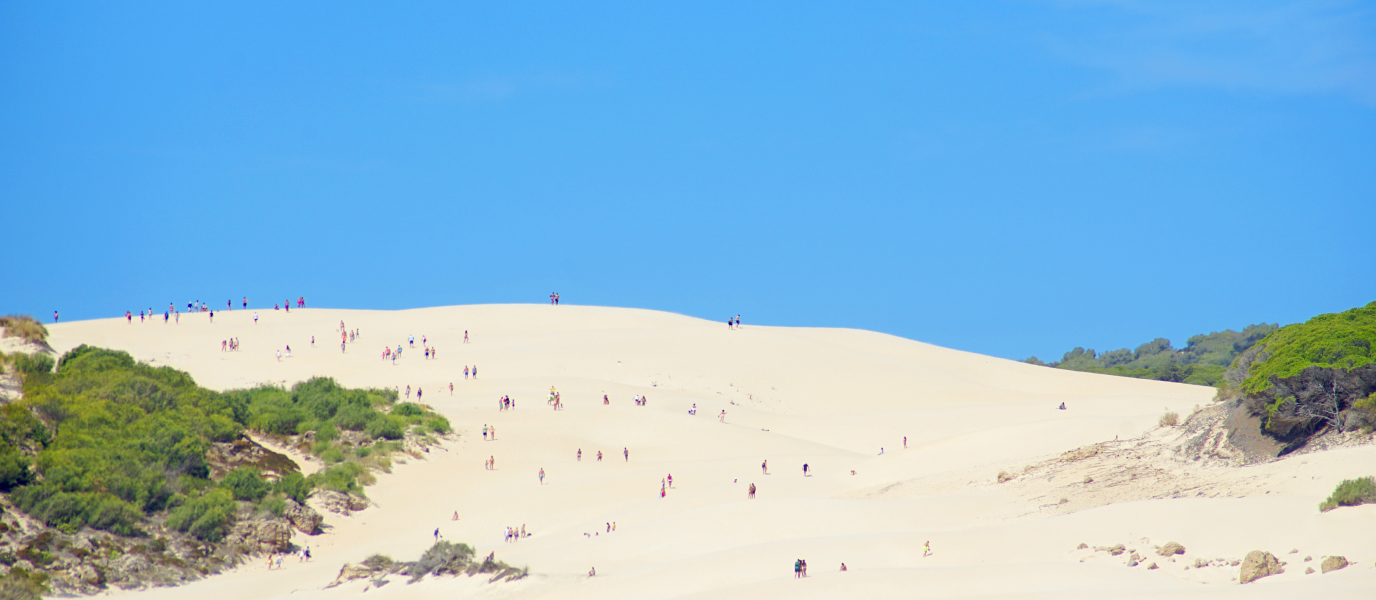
[3,2,1374,362]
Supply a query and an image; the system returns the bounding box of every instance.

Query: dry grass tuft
[0,315,49,346]
[1159,411,1179,427]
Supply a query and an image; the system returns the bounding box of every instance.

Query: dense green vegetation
[1025,323,1278,386]
[1,345,448,541]
[1319,476,1376,512]
[1238,301,1376,394]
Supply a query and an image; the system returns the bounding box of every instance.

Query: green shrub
[166,488,235,542]
[13,487,142,536]
[221,467,269,501]
[426,417,451,434]
[332,404,377,431]
[393,403,423,417]
[320,448,345,464]
[258,495,287,516]
[354,446,373,458]
[10,353,54,376]
[0,445,32,491]
[273,472,309,505]
[365,416,405,440]
[315,422,339,443]
[1319,476,1376,512]
[308,463,366,495]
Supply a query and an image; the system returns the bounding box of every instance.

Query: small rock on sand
[1158,541,1185,557]
[1320,556,1348,574]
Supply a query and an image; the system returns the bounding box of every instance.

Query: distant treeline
[1024,323,1279,386]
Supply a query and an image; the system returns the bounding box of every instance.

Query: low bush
[258,495,287,516]
[273,472,309,505]
[221,467,269,501]
[10,353,54,376]
[165,488,235,542]
[1319,476,1376,512]
[426,416,451,434]
[365,416,405,440]
[1159,412,1180,427]
[393,403,423,417]
[320,448,345,464]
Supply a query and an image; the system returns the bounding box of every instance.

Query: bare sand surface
[42,305,1376,598]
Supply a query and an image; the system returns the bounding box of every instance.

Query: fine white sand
[43,305,1376,599]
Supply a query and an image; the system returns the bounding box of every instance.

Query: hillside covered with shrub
[1024,323,1278,386]
[0,345,451,595]
[5,345,449,539]
[1217,301,1376,451]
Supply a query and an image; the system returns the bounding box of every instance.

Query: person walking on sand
[434,528,440,540]
[483,425,488,440]
[748,483,756,498]
[624,447,628,462]
[719,410,727,423]
[904,436,907,449]
[794,560,801,579]
[276,350,282,362]
[923,541,931,557]
[577,449,582,461]
[538,468,545,484]
[597,451,603,461]
[803,463,809,476]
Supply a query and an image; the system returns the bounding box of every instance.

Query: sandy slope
[42,305,1375,599]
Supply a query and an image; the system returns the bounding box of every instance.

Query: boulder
[229,519,292,553]
[1194,558,1209,568]
[1239,550,1282,584]
[1306,567,1315,574]
[1076,543,1088,550]
[1158,541,1185,556]
[284,500,323,535]
[1320,555,1348,574]
[1147,562,1158,570]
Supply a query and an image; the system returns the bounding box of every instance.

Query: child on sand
[539,468,545,484]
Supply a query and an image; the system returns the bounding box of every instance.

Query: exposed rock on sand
[1321,555,1348,574]
[1240,550,1283,584]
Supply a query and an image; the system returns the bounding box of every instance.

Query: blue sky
[2,1,1373,361]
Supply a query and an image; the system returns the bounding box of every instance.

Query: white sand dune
[43,305,1376,598]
